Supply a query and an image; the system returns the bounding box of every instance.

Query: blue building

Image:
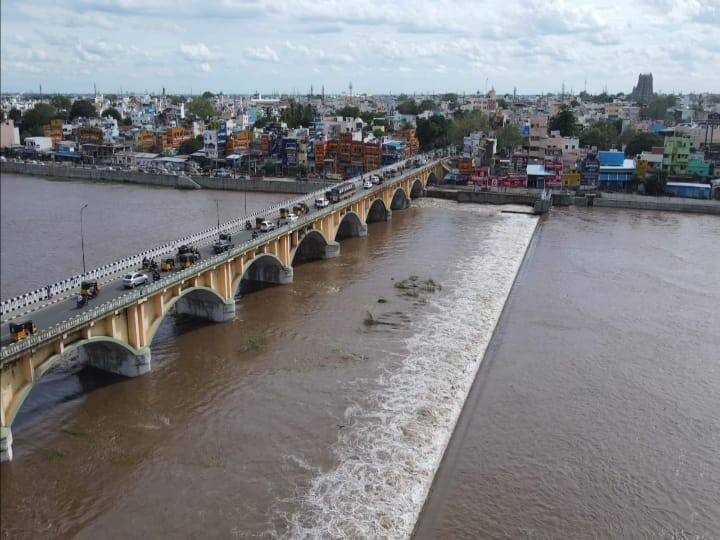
[598,151,636,191]
[382,140,406,165]
[665,182,711,200]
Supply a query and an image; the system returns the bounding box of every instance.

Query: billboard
[581,154,600,185]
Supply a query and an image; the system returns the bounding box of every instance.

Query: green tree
[396,99,419,115]
[187,96,215,119]
[49,95,71,111]
[102,107,122,122]
[496,124,523,155]
[281,100,315,128]
[372,127,384,138]
[449,111,489,145]
[549,107,579,136]
[580,121,620,150]
[69,99,98,120]
[497,98,509,109]
[105,94,118,105]
[418,99,436,113]
[8,108,22,123]
[645,95,677,121]
[253,117,269,129]
[624,132,663,157]
[644,170,667,196]
[122,116,133,126]
[336,105,360,118]
[202,91,215,99]
[416,115,450,149]
[179,135,203,155]
[21,103,57,137]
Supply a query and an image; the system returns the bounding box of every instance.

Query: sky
[1,0,718,96]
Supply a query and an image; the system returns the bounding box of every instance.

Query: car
[371,175,381,185]
[123,272,149,288]
[315,197,329,209]
[260,220,276,232]
[363,179,373,189]
[279,213,299,226]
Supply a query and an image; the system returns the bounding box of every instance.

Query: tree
[168,95,184,105]
[418,99,436,113]
[8,108,22,123]
[645,95,676,121]
[179,135,203,155]
[187,96,215,119]
[449,111,489,145]
[549,107,579,136]
[396,99,419,115]
[496,124,523,155]
[281,100,315,128]
[372,128,384,138]
[49,95,71,111]
[415,115,450,150]
[253,117,269,129]
[497,98,509,109]
[202,91,215,99]
[102,107,122,122]
[122,116,133,126]
[69,99,98,120]
[580,121,620,150]
[624,132,663,157]
[644,170,667,196]
[21,103,57,137]
[336,105,360,118]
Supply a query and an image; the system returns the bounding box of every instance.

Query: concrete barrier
[192,175,331,194]
[591,196,720,215]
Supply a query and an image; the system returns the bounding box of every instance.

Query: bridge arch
[427,171,440,186]
[390,187,410,210]
[146,285,231,344]
[411,178,425,198]
[233,252,292,296]
[366,198,389,223]
[4,335,149,435]
[291,229,331,265]
[335,211,367,240]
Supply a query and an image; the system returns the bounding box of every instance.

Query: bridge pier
[176,295,236,322]
[385,209,393,220]
[79,343,152,378]
[322,241,341,259]
[1,426,12,462]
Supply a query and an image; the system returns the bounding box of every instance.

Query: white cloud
[200,63,212,73]
[180,43,222,61]
[245,45,279,63]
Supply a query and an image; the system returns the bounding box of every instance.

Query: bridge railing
[0,155,444,323]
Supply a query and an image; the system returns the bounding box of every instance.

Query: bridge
[0,158,446,460]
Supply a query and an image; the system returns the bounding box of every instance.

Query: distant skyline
[1,0,718,95]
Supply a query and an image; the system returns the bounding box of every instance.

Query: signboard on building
[581,154,600,186]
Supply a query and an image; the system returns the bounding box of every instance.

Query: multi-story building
[527,115,548,161]
[43,119,64,147]
[0,119,21,148]
[598,150,636,191]
[663,136,691,175]
[687,154,711,178]
[135,129,156,152]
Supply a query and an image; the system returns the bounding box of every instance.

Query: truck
[24,137,53,153]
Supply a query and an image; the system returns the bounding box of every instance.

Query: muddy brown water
[2,173,719,539]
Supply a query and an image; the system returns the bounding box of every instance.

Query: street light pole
[215,199,220,237]
[80,203,88,275]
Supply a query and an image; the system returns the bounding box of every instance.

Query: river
[1,173,719,538]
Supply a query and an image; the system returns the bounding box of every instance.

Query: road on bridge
[1,159,434,349]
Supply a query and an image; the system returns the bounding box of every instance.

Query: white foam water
[282,212,539,539]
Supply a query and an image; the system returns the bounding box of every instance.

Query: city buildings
[663,136,691,175]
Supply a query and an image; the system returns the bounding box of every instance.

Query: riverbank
[1,161,330,195]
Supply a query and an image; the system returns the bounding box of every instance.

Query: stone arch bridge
[0,160,445,460]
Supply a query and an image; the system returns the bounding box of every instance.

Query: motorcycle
[152,270,161,282]
[245,221,252,230]
[76,294,86,308]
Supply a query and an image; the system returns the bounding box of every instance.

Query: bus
[326,181,356,203]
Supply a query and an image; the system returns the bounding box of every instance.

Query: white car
[279,213,299,226]
[315,197,329,209]
[260,220,276,232]
[363,179,373,189]
[123,272,149,288]
[371,175,381,185]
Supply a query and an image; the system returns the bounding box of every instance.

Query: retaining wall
[192,176,330,194]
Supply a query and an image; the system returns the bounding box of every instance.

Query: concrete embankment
[1,162,330,195]
[426,185,720,215]
[1,161,201,189]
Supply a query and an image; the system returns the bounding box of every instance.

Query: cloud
[200,63,212,73]
[180,43,222,61]
[245,45,279,63]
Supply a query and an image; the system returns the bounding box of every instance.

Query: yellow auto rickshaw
[10,320,36,342]
[160,258,176,272]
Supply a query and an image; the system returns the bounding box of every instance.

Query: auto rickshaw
[81,280,99,299]
[160,258,175,272]
[245,220,253,230]
[177,252,200,269]
[293,202,309,215]
[9,320,36,342]
[255,216,266,229]
[280,207,290,219]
